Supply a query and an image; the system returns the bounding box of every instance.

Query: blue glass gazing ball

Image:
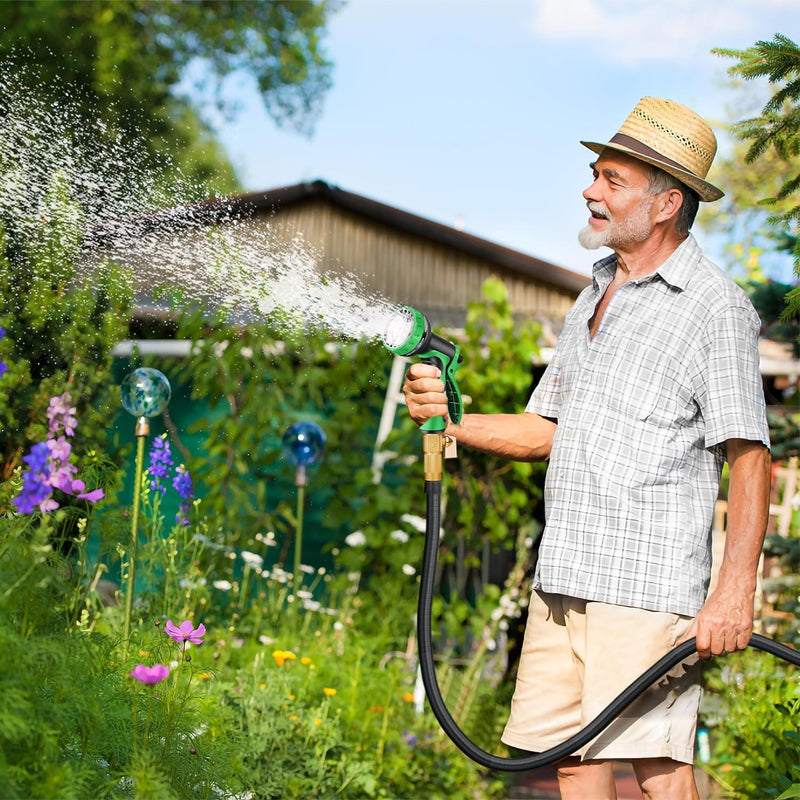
[120,368,171,418]
[282,421,326,467]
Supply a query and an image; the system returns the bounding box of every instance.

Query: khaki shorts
[501,590,701,763]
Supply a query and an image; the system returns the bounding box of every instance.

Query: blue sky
[192,0,799,282]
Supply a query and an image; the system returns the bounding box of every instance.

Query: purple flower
[14,443,54,514]
[164,619,206,645]
[147,435,173,494]
[47,436,78,493]
[0,327,6,379]
[14,395,105,515]
[74,483,105,503]
[23,441,49,472]
[172,465,193,500]
[47,393,77,438]
[173,464,193,525]
[130,664,170,685]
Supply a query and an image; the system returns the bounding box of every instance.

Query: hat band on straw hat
[607,133,689,175]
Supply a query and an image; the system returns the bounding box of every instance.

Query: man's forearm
[445,412,556,462]
[684,439,771,658]
[717,439,772,595]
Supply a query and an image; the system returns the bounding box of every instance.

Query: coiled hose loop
[419,479,800,772]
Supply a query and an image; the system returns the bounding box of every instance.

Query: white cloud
[530,0,795,64]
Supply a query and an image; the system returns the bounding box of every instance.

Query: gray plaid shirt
[528,235,769,616]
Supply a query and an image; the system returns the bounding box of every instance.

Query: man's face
[578,150,657,251]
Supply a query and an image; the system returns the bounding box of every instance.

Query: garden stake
[293,464,307,600]
[123,418,148,652]
[383,305,800,772]
[119,368,172,654]
[282,422,326,602]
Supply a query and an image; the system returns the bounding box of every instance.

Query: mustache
[587,202,610,220]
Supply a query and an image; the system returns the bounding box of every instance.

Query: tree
[712,34,800,323]
[699,137,796,283]
[0,0,341,194]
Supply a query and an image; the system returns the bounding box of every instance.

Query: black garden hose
[419,477,800,773]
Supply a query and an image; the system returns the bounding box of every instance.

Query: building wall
[251,199,580,326]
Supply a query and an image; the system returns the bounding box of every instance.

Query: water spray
[383,305,800,773]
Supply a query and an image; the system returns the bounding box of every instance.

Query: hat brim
[581,140,724,202]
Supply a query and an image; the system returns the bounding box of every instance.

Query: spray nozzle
[383,306,463,433]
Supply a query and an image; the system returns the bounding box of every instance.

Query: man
[402,98,771,799]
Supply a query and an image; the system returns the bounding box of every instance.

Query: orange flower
[323,687,337,697]
[402,692,415,703]
[301,657,312,666]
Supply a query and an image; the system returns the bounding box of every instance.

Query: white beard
[578,198,655,250]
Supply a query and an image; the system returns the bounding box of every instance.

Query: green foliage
[701,650,800,799]
[210,639,500,800]
[0,502,245,799]
[0,418,510,798]
[0,0,341,192]
[158,307,395,569]
[449,275,546,557]
[0,171,131,494]
[713,34,800,323]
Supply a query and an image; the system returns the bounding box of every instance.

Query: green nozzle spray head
[383,306,463,432]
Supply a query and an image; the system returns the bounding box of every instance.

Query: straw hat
[581,97,723,202]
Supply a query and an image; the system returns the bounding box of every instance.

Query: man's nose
[583,179,600,202]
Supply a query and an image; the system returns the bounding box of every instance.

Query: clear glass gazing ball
[120,368,172,418]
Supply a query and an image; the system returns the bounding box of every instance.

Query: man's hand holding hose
[403,362,557,465]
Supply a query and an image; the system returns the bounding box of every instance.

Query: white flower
[402,563,416,576]
[345,531,367,547]
[241,550,263,569]
[240,346,253,358]
[213,580,233,591]
[400,514,426,532]
[390,529,409,543]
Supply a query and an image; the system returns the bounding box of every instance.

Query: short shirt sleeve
[691,304,770,457]
[527,343,563,418]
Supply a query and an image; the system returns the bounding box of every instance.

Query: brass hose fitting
[423,433,446,481]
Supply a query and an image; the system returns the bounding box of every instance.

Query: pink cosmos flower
[164,619,206,645]
[130,664,170,684]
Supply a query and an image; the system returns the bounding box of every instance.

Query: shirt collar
[590,234,700,293]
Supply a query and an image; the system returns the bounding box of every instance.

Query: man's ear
[655,187,684,224]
